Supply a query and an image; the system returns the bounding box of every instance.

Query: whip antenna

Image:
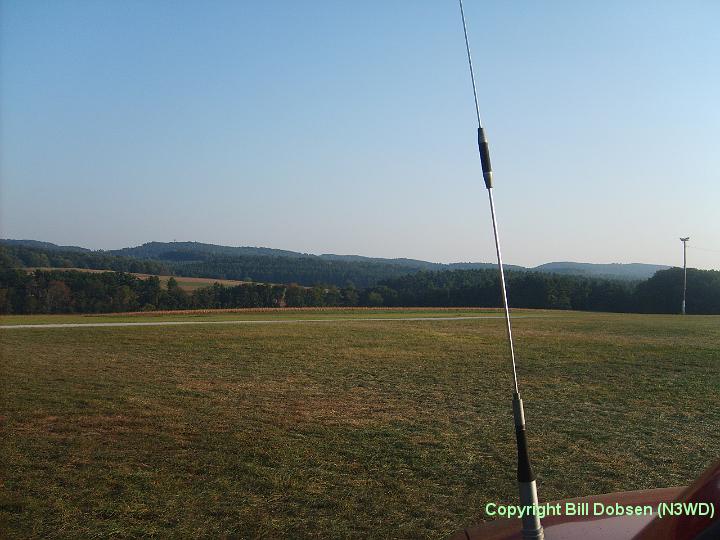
[457,1,544,538]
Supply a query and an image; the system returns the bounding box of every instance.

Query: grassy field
[1,309,718,538]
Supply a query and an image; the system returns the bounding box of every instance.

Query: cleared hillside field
[24,267,252,291]
[1,309,718,538]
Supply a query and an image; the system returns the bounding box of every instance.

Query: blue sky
[1,1,718,269]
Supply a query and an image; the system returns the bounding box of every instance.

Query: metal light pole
[680,237,690,315]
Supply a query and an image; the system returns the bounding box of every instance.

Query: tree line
[1,244,170,275]
[0,269,359,314]
[0,244,423,288]
[169,254,419,289]
[367,267,720,314]
[1,266,719,315]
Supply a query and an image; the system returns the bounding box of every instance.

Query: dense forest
[1,241,668,288]
[1,266,718,315]
[367,269,638,311]
[167,254,428,288]
[0,269,355,313]
[0,244,428,288]
[369,267,720,313]
[1,244,171,275]
[2,241,715,315]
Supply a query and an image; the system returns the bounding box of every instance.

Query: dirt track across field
[0,314,545,330]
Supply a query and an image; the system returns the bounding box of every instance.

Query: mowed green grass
[1,310,718,538]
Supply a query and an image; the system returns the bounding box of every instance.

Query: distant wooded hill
[1,239,670,287]
[3,240,718,315]
[107,241,514,271]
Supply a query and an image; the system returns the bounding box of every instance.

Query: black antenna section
[457,1,544,538]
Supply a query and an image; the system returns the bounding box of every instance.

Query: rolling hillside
[2,239,670,287]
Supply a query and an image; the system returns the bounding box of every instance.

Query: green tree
[46,280,72,313]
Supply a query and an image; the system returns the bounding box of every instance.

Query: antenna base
[518,480,544,539]
[514,394,544,538]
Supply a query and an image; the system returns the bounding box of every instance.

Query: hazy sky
[1,1,718,269]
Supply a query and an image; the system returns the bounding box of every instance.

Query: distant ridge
[317,254,512,271]
[1,239,670,281]
[108,242,516,270]
[532,261,670,280]
[110,241,310,260]
[0,239,91,253]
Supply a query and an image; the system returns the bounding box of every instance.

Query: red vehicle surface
[451,460,720,540]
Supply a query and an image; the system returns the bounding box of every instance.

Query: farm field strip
[0,314,550,330]
[23,267,255,290]
[0,307,528,326]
